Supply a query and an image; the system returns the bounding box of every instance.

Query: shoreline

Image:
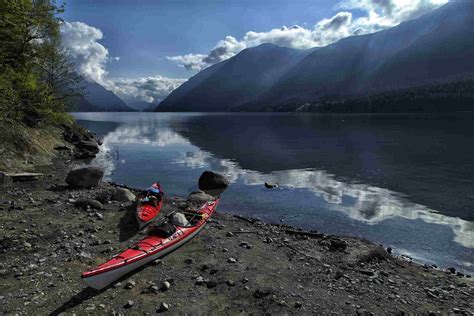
[0,127,472,315]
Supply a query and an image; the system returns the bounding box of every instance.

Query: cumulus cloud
[60,21,110,84]
[110,76,187,103]
[61,21,186,103]
[167,0,448,71]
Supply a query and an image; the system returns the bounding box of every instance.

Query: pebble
[226,280,236,286]
[149,285,160,294]
[227,257,237,263]
[94,212,104,220]
[157,302,169,312]
[184,258,194,264]
[124,300,134,308]
[447,267,456,274]
[161,281,171,291]
[226,232,235,237]
[151,259,162,266]
[195,276,206,285]
[294,302,303,308]
[222,248,229,252]
[125,280,136,289]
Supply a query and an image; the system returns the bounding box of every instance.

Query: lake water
[74,112,474,273]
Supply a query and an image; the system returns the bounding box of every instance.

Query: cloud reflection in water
[93,124,473,249]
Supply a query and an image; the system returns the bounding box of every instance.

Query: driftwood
[4,172,43,182]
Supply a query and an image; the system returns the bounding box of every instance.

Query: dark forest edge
[235,78,474,113]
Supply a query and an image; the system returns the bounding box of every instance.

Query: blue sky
[59,0,448,104]
[61,0,337,79]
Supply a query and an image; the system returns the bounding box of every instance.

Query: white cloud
[167,0,448,71]
[110,76,187,103]
[60,21,110,84]
[61,21,186,103]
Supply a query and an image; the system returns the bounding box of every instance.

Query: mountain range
[74,81,137,112]
[157,0,474,112]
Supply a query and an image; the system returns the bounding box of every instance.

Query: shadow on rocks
[118,203,139,242]
[49,286,102,316]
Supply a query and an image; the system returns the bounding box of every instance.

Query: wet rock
[112,188,136,202]
[65,166,104,188]
[198,171,229,192]
[74,199,104,210]
[264,182,278,189]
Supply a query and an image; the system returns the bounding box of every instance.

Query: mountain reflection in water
[74,112,474,272]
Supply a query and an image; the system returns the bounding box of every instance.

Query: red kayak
[136,182,164,229]
[82,199,219,290]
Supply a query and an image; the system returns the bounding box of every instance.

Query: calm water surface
[74,112,474,273]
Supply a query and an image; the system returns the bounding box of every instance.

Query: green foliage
[0,0,80,129]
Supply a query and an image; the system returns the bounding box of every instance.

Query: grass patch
[0,120,71,172]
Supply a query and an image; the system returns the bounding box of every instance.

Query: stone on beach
[112,187,136,202]
[198,171,229,192]
[65,166,104,188]
[187,190,215,204]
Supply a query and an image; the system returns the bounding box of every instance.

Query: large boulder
[77,140,100,154]
[198,171,229,192]
[112,187,136,202]
[65,166,104,188]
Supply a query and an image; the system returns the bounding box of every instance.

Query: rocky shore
[0,127,473,315]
